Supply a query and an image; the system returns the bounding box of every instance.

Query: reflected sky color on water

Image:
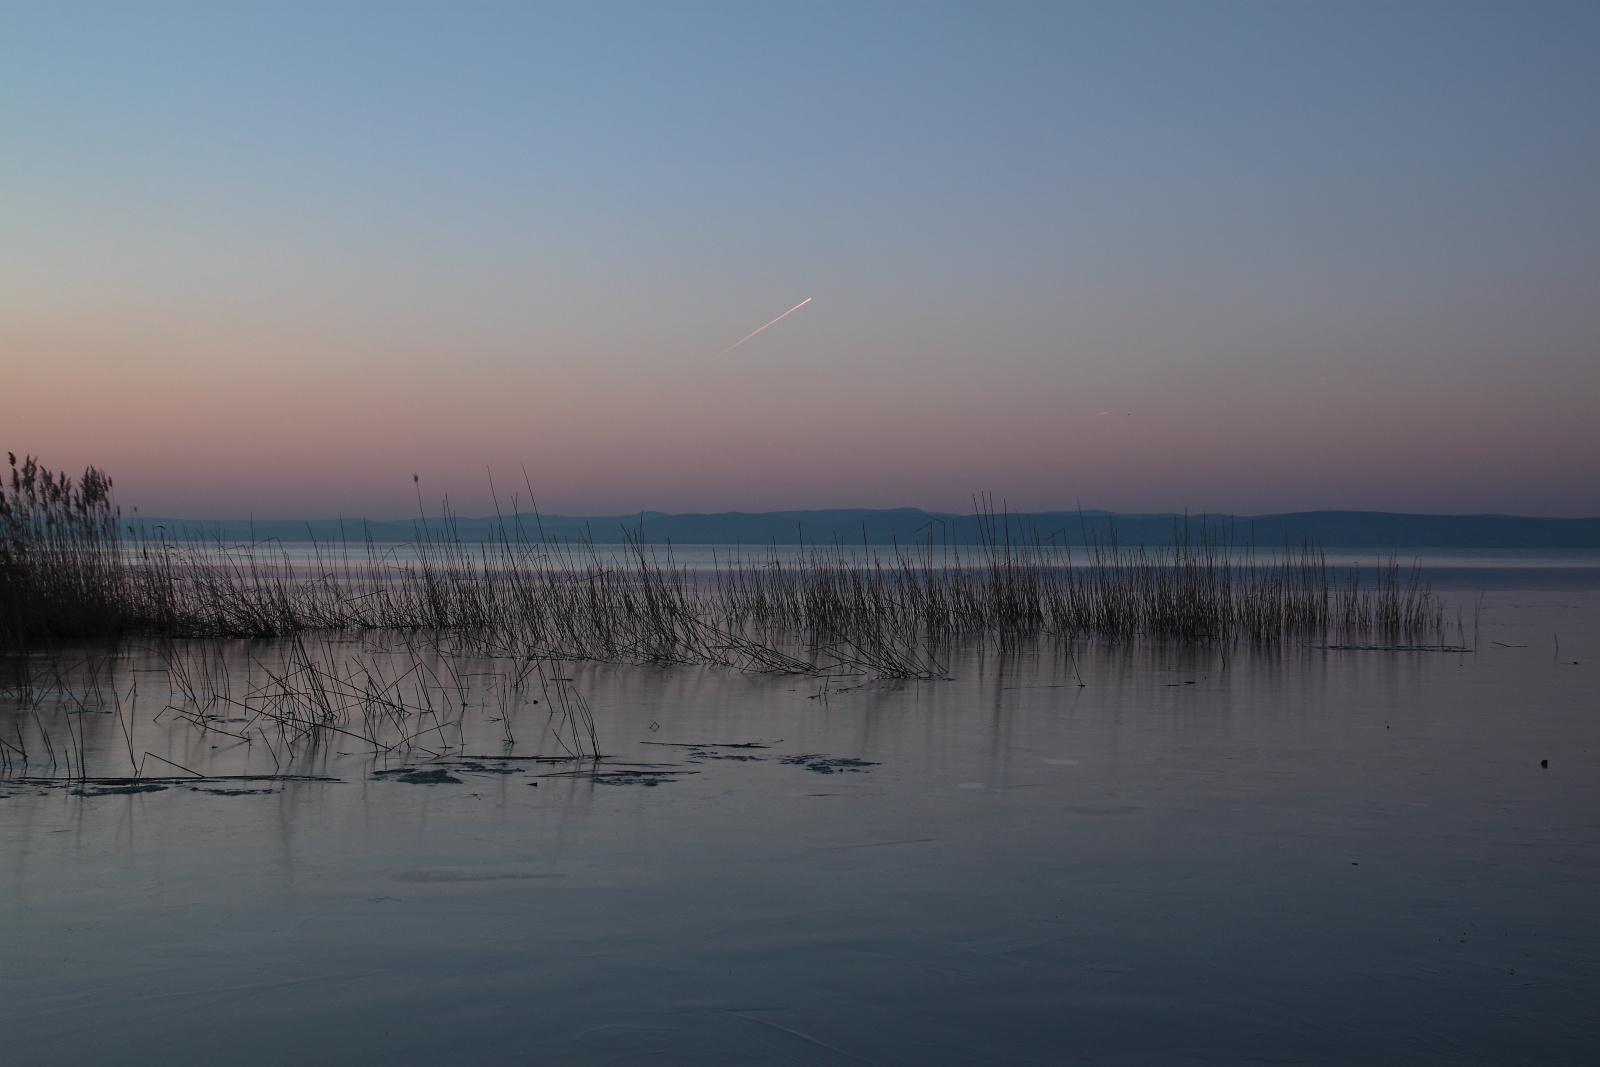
[3,591,1597,1065]
[127,539,1600,588]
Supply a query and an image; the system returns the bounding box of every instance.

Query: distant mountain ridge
[128,508,1600,550]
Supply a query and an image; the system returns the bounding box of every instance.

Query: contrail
[720,298,812,355]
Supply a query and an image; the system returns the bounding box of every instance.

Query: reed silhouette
[2,459,1444,673]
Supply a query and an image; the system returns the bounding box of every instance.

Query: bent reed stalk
[2,459,1445,673]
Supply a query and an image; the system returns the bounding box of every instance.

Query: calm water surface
[2,590,1596,1065]
[151,540,1600,586]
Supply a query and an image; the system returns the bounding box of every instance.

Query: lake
[2,586,1596,1065]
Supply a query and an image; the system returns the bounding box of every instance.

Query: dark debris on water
[587,768,694,786]
[373,768,464,785]
[1315,644,1473,653]
[373,757,542,784]
[451,761,524,775]
[640,741,773,750]
[778,755,879,774]
[71,783,168,796]
[531,765,699,787]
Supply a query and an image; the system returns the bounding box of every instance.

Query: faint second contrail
[720,298,812,355]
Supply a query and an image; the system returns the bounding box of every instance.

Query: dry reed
[2,459,1446,675]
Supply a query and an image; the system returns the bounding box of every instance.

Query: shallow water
[2,591,1596,1065]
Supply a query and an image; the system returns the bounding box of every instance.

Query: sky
[3,1,1597,519]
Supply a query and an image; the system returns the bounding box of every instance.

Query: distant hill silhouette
[128,508,1600,549]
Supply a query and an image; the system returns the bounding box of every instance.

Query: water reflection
[1,591,1596,1065]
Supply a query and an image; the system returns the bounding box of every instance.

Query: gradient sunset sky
[3,1,1597,519]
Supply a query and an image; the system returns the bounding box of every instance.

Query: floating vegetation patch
[451,760,524,775]
[591,772,680,787]
[779,754,879,774]
[71,782,168,796]
[372,756,552,783]
[526,761,700,787]
[1316,644,1473,652]
[374,767,464,785]
[640,741,773,750]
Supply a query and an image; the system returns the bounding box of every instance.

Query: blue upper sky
[3,1,1597,517]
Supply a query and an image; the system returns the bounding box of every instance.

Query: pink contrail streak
[720,298,812,354]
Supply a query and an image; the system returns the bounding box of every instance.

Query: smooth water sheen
[2,591,1596,1065]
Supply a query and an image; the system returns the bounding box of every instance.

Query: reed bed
[1,460,1449,779]
[2,458,1446,676]
[0,454,138,646]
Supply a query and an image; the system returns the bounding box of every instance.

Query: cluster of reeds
[0,458,1445,675]
[158,636,599,765]
[0,638,600,780]
[118,516,1438,674]
[709,513,1440,664]
[0,454,142,647]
